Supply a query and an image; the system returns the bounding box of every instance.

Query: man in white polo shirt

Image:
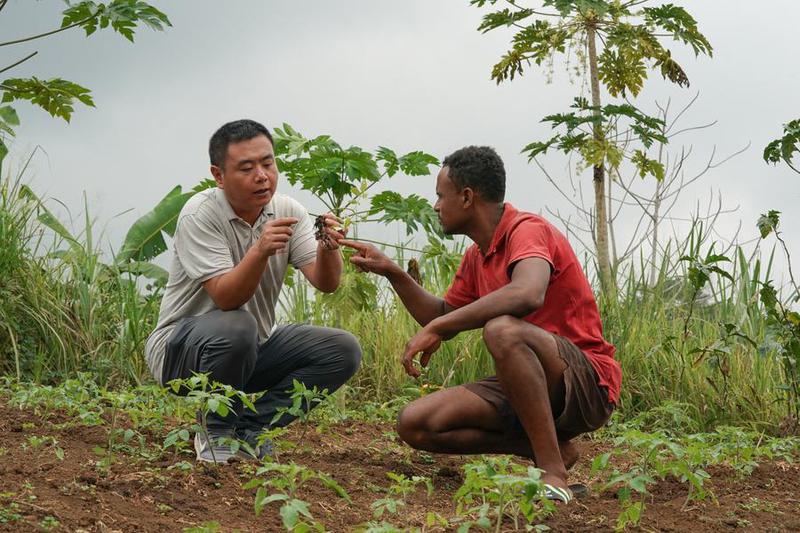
[145,119,361,463]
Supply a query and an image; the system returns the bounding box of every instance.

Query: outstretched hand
[401,326,442,378]
[339,239,398,277]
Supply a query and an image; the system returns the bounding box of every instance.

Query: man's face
[211,135,278,217]
[434,167,468,235]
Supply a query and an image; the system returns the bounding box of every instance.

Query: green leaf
[643,4,713,57]
[369,191,442,237]
[18,185,81,251]
[62,0,172,42]
[116,260,168,282]
[757,210,780,238]
[280,499,312,530]
[631,150,665,180]
[318,473,352,502]
[116,181,214,264]
[397,151,439,176]
[1,77,94,122]
[764,119,800,173]
[477,8,534,33]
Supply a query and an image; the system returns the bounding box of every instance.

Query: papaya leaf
[62,0,171,42]
[370,191,442,237]
[757,210,781,239]
[1,77,94,122]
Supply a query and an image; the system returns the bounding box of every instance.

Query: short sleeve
[506,219,555,275]
[174,213,234,282]
[444,253,479,308]
[287,201,317,268]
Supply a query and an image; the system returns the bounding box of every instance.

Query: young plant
[166,373,261,463]
[243,461,350,531]
[371,472,433,519]
[453,456,554,532]
[271,379,330,445]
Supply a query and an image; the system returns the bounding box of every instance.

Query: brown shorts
[463,334,614,441]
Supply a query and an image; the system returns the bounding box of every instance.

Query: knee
[207,310,258,364]
[396,403,430,450]
[483,315,523,355]
[330,330,362,378]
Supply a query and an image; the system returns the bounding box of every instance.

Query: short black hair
[441,146,505,203]
[209,119,274,169]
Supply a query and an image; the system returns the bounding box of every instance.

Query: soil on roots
[0,400,799,532]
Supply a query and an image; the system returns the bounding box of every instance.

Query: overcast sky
[4,1,800,285]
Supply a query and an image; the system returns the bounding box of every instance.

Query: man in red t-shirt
[341,146,621,503]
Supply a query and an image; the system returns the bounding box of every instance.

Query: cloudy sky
[4,1,800,285]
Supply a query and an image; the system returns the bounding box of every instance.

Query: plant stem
[0,16,95,48]
[0,51,38,75]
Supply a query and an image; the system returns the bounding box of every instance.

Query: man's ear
[210,165,224,188]
[461,187,475,208]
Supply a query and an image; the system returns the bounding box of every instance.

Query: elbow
[510,292,542,317]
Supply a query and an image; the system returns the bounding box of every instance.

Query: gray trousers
[162,309,362,432]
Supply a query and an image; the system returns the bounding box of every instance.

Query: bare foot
[560,440,580,470]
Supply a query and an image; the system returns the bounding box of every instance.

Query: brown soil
[1,401,799,532]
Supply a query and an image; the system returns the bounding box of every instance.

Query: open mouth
[254,188,270,197]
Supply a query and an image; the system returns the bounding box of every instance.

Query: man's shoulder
[179,187,221,221]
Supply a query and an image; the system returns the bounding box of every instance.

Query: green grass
[0,174,797,432]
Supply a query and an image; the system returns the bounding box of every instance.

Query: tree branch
[0,51,38,75]
[0,15,95,48]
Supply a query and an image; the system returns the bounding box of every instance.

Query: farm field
[2,1,800,532]
[1,380,799,532]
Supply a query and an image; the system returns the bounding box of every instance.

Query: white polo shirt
[144,187,317,384]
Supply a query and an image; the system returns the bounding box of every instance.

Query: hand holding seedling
[340,240,397,276]
[314,213,348,250]
[256,217,298,257]
[402,326,442,378]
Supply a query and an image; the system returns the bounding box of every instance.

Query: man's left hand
[402,325,442,378]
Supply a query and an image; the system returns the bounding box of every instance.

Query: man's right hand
[340,239,398,277]
[256,217,299,257]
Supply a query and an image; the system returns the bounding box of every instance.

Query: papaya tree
[0,0,171,167]
[272,123,442,238]
[470,0,712,294]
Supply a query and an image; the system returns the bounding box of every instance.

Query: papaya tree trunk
[587,22,615,296]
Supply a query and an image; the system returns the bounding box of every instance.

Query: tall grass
[0,173,161,385]
[1,173,795,432]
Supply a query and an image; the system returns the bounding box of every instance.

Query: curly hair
[441,146,505,203]
[209,119,274,169]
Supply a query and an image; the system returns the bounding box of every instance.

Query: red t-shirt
[444,203,621,405]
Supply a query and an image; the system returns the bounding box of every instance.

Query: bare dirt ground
[1,400,799,532]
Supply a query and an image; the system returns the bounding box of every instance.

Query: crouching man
[342,146,620,502]
[145,119,361,463]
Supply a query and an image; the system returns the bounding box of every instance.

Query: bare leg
[482,315,569,490]
[396,386,579,469]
